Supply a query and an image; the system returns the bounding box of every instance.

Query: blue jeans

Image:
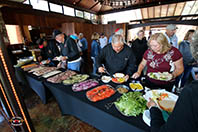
[176,65,193,87]
[67,60,81,72]
[91,57,97,75]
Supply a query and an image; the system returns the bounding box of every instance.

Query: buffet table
[15,63,151,132]
[25,73,49,104]
[44,79,150,132]
[15,66,51,104]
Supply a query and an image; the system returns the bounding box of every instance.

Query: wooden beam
[75,0,83,6]
[0,0,32,9]
[166,4,170,17]
[89,1,100,10]
[98,0,191,15]
[130,14,198,23]
[128,19,198,29]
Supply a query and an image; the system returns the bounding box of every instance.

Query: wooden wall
[1,6,126,53]
[61,22,126,52]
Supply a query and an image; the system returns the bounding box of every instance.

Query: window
[84,12,91,20]
[91,14,97,20]
[30,0,49,11]
[5,25,24,45]
[49,3,63,13]
[101,9,142,24]
[63,6,75,16]
[76,10,84,18]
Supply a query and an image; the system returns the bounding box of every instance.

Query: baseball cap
[166,24,178,30]
[70,35,78,40]
[52,29,62,38]
[115,28,124,35]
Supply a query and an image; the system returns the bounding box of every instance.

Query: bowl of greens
[114,92,147,116]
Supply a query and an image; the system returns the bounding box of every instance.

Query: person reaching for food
[96,34,136,79]
[147,30,198,132]
[132,33,184,92]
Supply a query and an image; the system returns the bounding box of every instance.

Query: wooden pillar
[0,11,35,132]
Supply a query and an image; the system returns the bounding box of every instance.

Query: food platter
[129,83,144,92]
[114,92,147,117]
[72,79,99,92]
[86,85,116,102]
[62,74,89,85]
[116,85,129,94]
[147,72,172,81]
[42,70,62,78]
[144,89,178,102]
[112,73,127,84]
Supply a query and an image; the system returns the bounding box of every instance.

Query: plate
[101,76,111,83]
[112,77,125,84]
[147,72,172,81]
[62,74,89,85]
[143,110,151,126]
[86,85,116,102]
[42,70,62,78]
[113,73,125,78]
[129,83,144,92]
[143,89,178,110]
[116,85,129,94]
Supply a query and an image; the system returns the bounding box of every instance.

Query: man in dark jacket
[53,30,81,71]
[147,30,198,132]
[37,38,60,61]
[96,34,136,78]
[131,30,148,67]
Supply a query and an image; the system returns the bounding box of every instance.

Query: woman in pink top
[132,33,184,91]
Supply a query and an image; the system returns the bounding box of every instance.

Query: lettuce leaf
[115,92,147,116]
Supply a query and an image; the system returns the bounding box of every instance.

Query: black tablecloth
[15,67,50,104]
[44,80,150,132]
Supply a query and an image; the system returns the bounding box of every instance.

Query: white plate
[148,72,172,81]
[142,110,151,126]
[101,76,111,83]
[143,89,178,109]
[113,73,125,78]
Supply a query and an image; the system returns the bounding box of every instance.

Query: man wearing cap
[53,30,81,71]
[164,24,178,49]
[108,28,124,44]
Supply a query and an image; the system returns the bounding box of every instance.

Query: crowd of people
[33,24,198,131]
[35,25,198,92]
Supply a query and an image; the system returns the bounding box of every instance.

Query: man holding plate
[96,34,136,79]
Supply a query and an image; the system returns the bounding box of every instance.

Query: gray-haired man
[96,34,136,78]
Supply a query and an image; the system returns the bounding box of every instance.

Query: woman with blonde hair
[132,33,184,91]
[147,30,198,132]
[91,32,101,75]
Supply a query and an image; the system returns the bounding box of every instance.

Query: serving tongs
[102,65,113,78]
[105,101,115,109]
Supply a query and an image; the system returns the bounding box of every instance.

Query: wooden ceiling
[2,0,198,25]
[47,0,198,23]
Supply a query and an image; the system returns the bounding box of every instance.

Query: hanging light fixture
[97,0,137,8]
